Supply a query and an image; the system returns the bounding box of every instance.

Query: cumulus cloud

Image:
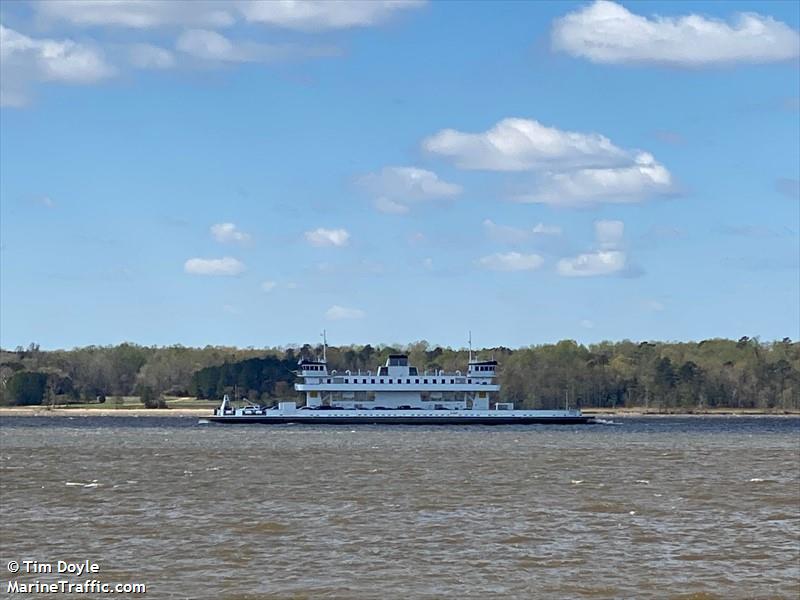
[176,29,339,63]
[325,305,365,320]
[557,219,635,277]
[35,0,423,31]
[552,0,800,67]
[477,252,544,272]
[518,152,674,207]
[184,257,245,276]
[305,228,350,247]
[483,219,563,244]
[483,220,531,245]
[532,223,563,235]
[210,222,251,244]
[240,0,425,31]
[423,118,629,172]
[1,24,115,106]
[128,43,176,69]
[358,166,462,214]
[375,197,410,215]
[557,250,626,277]
[594,219,624,249]
[423,117,674,207]
[35,1,237,29]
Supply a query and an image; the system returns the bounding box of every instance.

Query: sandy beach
[0,407,213,417]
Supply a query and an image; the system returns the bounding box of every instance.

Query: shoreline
[0,407,797,418]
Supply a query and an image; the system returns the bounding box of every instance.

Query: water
[1,417,798,599]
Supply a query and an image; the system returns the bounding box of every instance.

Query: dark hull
[204,415,596,425]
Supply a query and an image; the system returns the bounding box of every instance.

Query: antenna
[468,331,473,362]
[321,329,327,362]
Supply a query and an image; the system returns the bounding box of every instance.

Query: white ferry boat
[206,339,594,425]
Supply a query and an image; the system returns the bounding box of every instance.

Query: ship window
[327,379,331,383]
[371,379,375,384]
[423,379,428,384]
[389,379,393,384]
[380,379,384,384]
[406,379,410,384]
[362,379,367,384]
[450,379,454,384]
[468,379,472,384]
[415,379,419,384]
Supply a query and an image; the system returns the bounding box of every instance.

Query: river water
[0,416,798,599]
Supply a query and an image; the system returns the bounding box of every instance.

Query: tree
[5,371,48,406]
[139,386,167,409]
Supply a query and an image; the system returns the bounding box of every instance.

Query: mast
[321,329,327,363]
[468,331,473,362]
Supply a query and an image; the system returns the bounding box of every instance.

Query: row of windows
[474,365,495,372]
[303,365,325,371]
[326,378,474,385]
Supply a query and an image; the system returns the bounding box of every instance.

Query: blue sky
[1,1,798,350]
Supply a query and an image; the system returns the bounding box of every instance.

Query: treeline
[0,338,798,411]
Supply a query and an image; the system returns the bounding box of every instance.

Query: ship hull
[204,414,595,425]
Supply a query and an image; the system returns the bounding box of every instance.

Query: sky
[1,0,798,350]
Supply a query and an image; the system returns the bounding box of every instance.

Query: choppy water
[1,417,798,599]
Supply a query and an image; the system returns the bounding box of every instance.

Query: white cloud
[305,228,350,247]
[422,257,434,270]
[176,29,339,63]
[557,250,626,277]
[594,219,624,249]
[184,257,245,276]
[239,0,425,31]
[129,43,176,69]
[477,252,544,272]
[580,319,594,329]
[423,118,629,172]
[483,220,531,245]
[261,280,277,292]
[557,219,632,276]
[532,223,562,235]
[552,0,800,67]
[359,166,461,213]
[646,300,665,311]
[325,305,365,320]
[210,222,251,244]
[1,24,114,106]
[484,219,563,244]
[375,197,410,215]
[519,152,673,207]
[35,1,236,29]
[36,0,424,32]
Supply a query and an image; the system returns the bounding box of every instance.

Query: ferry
[206,337,594,425]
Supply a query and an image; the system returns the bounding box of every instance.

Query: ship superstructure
[206,337,594,425]
[295,353,499,411]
